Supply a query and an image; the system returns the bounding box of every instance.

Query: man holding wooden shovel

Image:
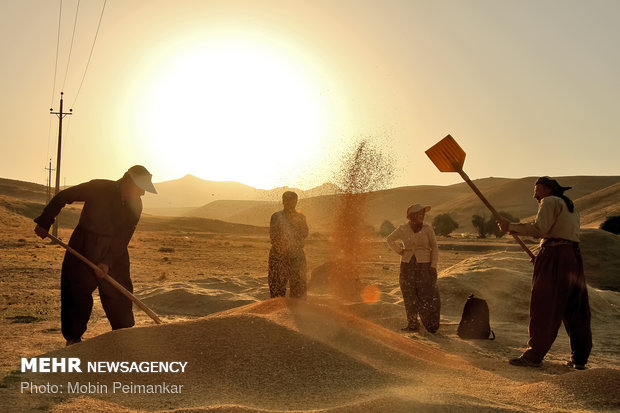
[34,165,158,346]
[426,136,591,369]
[497,177,592,369]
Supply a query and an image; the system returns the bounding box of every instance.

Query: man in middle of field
[268,191,308,298]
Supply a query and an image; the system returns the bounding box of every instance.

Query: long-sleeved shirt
[269,210,308,255]
[34,179,141,266]
[387,223,439,267]
[509,195,580,243]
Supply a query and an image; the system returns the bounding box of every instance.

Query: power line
[71,0,107,109]
[62,0,81,92]
[45,0,107,196]
[46,0,63,178]
[50,0,63,107]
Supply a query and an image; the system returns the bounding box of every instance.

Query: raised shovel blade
[425,134,466,173]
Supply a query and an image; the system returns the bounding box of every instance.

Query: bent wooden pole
[425,135,536,261]
[46,233,163,324]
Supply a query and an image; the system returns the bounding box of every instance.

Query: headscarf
[535,176,574,212]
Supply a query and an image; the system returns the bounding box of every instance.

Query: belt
[542,238,578,247]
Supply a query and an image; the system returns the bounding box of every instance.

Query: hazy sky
[1,0,619,190]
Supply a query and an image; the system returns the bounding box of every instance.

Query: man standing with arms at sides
[498,176,592,369]
[34,165,157,346]
[268,191,309,298]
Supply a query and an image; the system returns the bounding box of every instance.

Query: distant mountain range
[144,174,620,232]
[142,174,341,214]
[2,175,619,234]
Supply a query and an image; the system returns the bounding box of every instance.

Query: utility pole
[45,159,55,202]
[50,92,72,237]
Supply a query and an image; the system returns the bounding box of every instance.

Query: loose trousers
[268,248,307,299]
[523,243,592,365]
[399,260,441,333]
[60,227,135,341]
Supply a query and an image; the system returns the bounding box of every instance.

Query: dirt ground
[1,223,619,412]
[0,224,516,375]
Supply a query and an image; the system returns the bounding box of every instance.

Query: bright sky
[1,0,619,190]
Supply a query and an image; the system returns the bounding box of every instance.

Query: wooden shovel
[425,135,535,261]
[46,233,163,324]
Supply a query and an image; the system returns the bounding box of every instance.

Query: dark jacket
[34,179,141,267]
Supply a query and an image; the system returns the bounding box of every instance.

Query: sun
[135,37,331,188]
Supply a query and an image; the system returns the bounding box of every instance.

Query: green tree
[600,216,620,235]
[432,213,459,236]
[472,212,519,238]
[379,220,396,237]
[487,211,520,238]
[472,214,487,238]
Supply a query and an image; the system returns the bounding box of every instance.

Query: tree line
[379,214,620,238]
[379,212,519,238]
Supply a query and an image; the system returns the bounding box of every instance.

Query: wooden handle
[46,233,163,324]
[458,170,536,261]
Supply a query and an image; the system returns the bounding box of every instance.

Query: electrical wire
[61,0,81,92]
[47,0,63,179]
[71,0,107,109]
[50,0,63,106]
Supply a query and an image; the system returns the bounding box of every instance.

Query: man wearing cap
[498,177,592,369]
[387,203,440,333]
[34,165,157,345]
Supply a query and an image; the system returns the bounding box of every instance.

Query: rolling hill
[181,176,620,232]
[142,174,340,211]
[2,175,618,234]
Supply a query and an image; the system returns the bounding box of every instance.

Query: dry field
[1,216,619,412]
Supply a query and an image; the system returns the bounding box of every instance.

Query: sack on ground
[457,294,495,340]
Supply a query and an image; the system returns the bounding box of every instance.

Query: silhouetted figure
[268,191,308,298]
[498,177,592,369]
[387,203,440,333]
[34,165,157,346]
